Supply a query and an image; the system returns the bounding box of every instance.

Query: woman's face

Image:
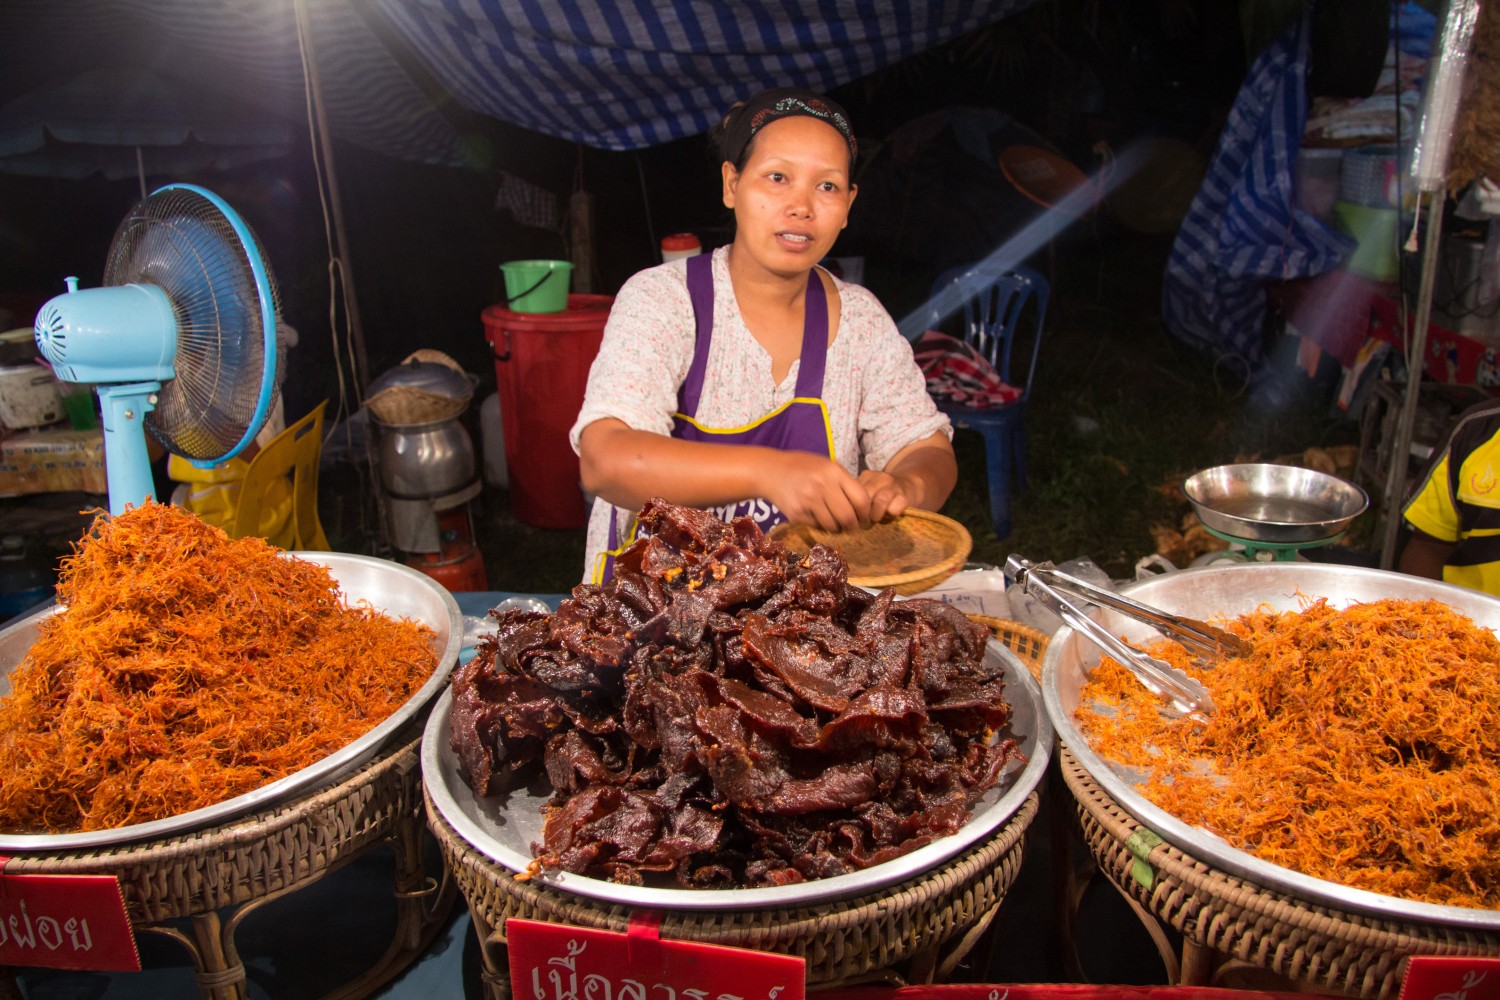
[722,115,857,279]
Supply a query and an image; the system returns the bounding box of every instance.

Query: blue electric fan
[32,184,284,514]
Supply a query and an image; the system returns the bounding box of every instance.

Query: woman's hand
[762,451,872,532]
[771,433,956,532]
[868,432,958,520]
[579,420,957,535]
[858,468,915,523]
[580,419,868,529]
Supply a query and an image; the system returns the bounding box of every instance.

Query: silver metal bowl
[1042,561,1500,931]
[0,551,462,852]
[1183,463,1368,543]
[425,637,1052,910]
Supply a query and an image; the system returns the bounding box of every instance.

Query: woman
[571,87,956,584]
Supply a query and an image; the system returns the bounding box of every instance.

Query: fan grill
[105,188,284,461]
[32,303,73,378]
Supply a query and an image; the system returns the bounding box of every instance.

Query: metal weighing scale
[1197,522,1349,561]
[1183,463,1369,562]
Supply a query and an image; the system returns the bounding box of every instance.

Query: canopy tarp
[1,0,1041,167]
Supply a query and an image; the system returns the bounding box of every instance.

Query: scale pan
[1183,463,1368,544]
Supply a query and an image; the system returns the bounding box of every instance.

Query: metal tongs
[1006,556,1248,718]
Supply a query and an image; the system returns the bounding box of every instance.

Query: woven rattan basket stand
[428,617,1052,1000]
[428,788,1037,1000]
[1,723,455,999]
[1058,745,1500,999]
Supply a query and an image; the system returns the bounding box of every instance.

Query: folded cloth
[913,330,1023,409]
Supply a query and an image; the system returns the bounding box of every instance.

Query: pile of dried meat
[449,499,1019,889]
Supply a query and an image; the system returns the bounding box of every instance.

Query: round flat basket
[1060,747,1500,998]
[772,509,972,596]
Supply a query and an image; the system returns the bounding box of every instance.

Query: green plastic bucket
[500,259,572,313]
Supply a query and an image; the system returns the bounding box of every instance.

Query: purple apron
[593,253,836,583]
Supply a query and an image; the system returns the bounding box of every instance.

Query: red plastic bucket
[483,294,612,529]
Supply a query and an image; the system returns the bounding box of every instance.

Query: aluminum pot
[374,415,476,499]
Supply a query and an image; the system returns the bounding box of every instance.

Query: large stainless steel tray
[0,552,462,852]
[1043,562,1500,931]
[424,637,1051,910]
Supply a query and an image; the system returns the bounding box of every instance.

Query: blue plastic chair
[925,263,1050,540]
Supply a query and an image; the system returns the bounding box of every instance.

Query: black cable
[636,151,658,262]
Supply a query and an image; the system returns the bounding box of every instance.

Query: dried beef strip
[448,498,1021,889]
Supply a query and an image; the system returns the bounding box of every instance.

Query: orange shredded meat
[1078,596,1500,909]
[0,501,438,834]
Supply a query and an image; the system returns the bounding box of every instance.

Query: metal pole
[293,0,371,397]
[1377,188,1446,569]
[1374,0,1482,569]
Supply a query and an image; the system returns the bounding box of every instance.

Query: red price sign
[508,914,805,1000]
[1401,956,1500,1000]
[0,858,140,972]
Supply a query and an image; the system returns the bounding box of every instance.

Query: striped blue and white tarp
[113,0,469,167]
[372,0,1038,150]
[7,0,1039,170]
[1161,9,1354,368]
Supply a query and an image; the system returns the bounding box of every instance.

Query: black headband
[719,88,857,168]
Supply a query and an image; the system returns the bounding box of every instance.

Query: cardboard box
[0,427,107,496]
[1369,294,1500,390]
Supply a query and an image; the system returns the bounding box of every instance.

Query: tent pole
[293,0,371,397]
[1373,0,1481,570]
[1376,187,1446,570]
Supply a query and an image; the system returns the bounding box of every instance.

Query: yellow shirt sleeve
[1403,453,1460,542]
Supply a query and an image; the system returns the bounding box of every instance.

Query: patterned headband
[719,88,858,167]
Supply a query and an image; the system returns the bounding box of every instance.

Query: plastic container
[660,233,702,262]
[1294,147,1343,220]
[1341,146,1399,208]
[500,259,573,314]
[479,391,508,488]
[1331,201,1401,281]
[483,294,613,528]
[1435,233,1500,343]
[0,363,66,430]
[60,385,97,430]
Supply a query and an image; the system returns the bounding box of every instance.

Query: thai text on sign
[0,858,140,971]
[508,913,805,1000]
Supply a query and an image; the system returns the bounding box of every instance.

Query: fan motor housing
[34,283,178,384]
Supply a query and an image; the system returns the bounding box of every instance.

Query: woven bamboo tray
[1059,746,1500,999]
[366,349,475,425]
[968,615,1050,682]
[2,725,454,1000]
[772,509,972,596]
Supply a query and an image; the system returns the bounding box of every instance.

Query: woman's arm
[1397,528,1453,580]
[579,418,875,531]
[857,431,957,522]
